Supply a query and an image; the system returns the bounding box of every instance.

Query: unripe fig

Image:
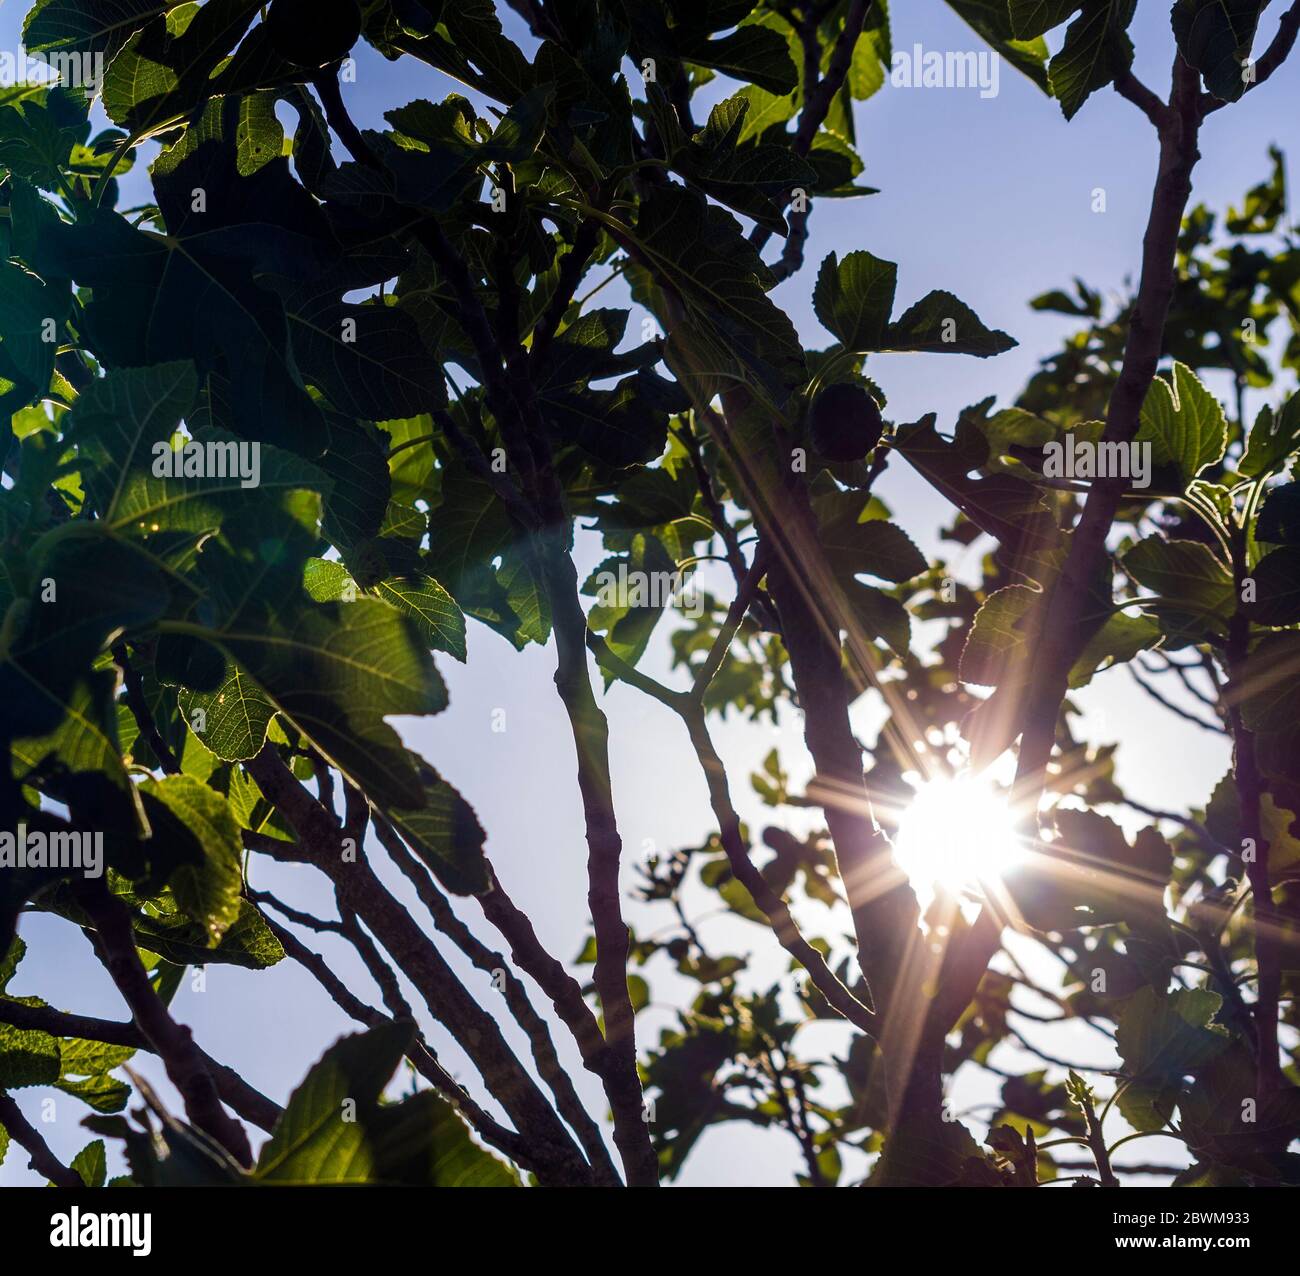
[809,382,884,462]
[266,0,362,68]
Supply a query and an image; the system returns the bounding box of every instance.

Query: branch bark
[374,817,622,1185]
[0,999,280,1134]
[254,905,536,1169]
[682,703,878,1035]
[1203,0,1300,112]
[245,746,595,1185]
[751,0,876,263]
[0,1091,83,1187]
[312,69,657,1182]
[1014,56,1204,798]
[74,880,254,1166]
[539,545,659,1186]
[1226,588,1283,1092]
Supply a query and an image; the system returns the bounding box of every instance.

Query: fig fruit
[809,382,884,462]
[266,0,362,68]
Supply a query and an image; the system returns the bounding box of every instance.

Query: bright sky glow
[893,774,1025,903]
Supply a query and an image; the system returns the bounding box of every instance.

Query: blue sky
[1,1,1297,1185]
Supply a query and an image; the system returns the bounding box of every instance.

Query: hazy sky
[2,1,1297,1186]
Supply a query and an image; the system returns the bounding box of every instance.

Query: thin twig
[1203,0,1300,113]
[692,546,769,698]
[0,1092,83,1186]
[1140,651,1222,714]
[1127,663,1227,734]
[1008,1025,1113,1076]
[751,0,876,258]
[682,703,878,1034]
[1117,797,1227,853]
[249,888,343,934]
[336,895,416,1021]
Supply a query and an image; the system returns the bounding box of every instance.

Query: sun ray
[892,774,1027,909]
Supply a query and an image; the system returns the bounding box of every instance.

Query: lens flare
[893,774,1024,902]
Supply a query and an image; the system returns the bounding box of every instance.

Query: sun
[892,774,1025,903]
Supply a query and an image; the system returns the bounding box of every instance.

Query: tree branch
[431,406,539,532]
[751,0,876,259]
[1014,54,1205,797]
[1227,589,1283,1092]
[1127,663,1228,734]
[373,816,622,1185]
[0,999,280,1134]
[74,880,254,1166]
[1113,69,1172,130]
[682,703,878,1036]
[677,417,748,585]
[1074,1080,1119,1188]
[1118,797,1227,854]
[765,1050,826,1186]
[673,418,782,632]
[336,894,415,1021]
[1203,0,1300,113]
[0,1091,83,1186]
[929,52,1292,1075]
[248,888,343,934]
[1009,1025,1112,1076]
[587,630,689,713]
[245,746,595,1184]
[254,906,535,1169]
[584,565,879,1036]
[538,545,660,1186]
[1140,651,1223,714]
[691,545,768,697]
[529,216,602,373]
[475,869,613,1074]
[757,488,920,1023]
